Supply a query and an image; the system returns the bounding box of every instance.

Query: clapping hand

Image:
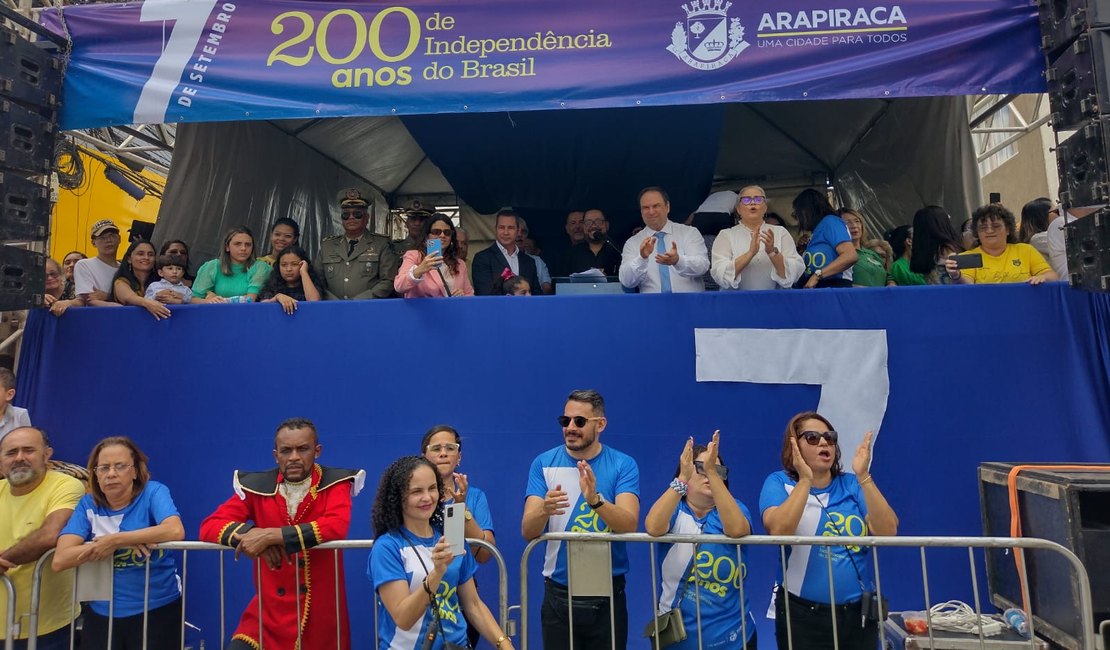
[577,460,598,505]
[451,472,469,503]
[703,430,722,478]
[640,236,657,260]
[761,230,775,254]
[747,229,763,255]
[656,242,680,266]
[852,430,874,478]
[678,437,695,483]
[790,435,814,481]
[543,484,570,516]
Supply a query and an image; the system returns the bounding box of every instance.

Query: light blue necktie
[656,231,672,293]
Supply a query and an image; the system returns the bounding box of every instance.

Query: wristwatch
[589,493,606,510]
[814,268,824,278]
[464,509,474,521]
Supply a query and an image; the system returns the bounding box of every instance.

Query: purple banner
[42,0,1046,130]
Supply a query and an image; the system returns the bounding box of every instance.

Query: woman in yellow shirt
[945,204,1058,285]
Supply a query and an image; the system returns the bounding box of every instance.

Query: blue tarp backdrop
[40,0,1045,129]
[17,284,1110,648]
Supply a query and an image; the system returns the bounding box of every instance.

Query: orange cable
[1005,464,1110,614]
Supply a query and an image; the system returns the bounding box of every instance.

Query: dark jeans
[541,575,627,650]
[81,599,183,650]
[774,588,877,650]
[11,625,72,650]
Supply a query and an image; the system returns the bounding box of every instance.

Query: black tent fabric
[153,97,978,263]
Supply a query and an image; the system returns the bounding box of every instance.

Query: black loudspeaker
[1066,208,1110,289]
[979,463,1110,650]
[1040,0,1110,55]
[1055,117,1110,206]
[0,171,49,241]
[0,24,62,111]
[1047,31,1110,129]
[0,245,42,310]
[0,99,55,174]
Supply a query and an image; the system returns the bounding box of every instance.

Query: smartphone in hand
[950,253,984,269]
[426,239,443,258]
[443,503,465,556]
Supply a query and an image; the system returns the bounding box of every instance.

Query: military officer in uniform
[392,205,433,254]
[315,190,400,300]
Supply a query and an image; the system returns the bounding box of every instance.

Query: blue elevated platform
[16,283,1110,648]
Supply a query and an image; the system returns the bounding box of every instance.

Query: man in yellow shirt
[0,427,85,649]
[945,204,1058,285]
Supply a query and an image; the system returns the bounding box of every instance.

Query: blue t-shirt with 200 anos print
[758,471,872,603]
[803,214,852,279]
[58,481,181,617]
[368,528,478,650]
[525,444,640,585]
[655,499,757,649]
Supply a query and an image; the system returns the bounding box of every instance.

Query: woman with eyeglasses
[711,186,804,290]
[368,456,513,650]
[944,203,1057,285]
[760,412,898,650]
[394,214,475,298]
[421,425,496,563]
[421,425,497,647]
[645,431,756,649]
[43,258,65,305]
[54,436,185,650]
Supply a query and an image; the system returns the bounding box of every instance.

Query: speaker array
[0,23,62,310]
[1041,0,1110,288]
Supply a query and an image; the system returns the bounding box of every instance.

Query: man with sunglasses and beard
[315,189,400,299]
[522,389,640,649]
[760,412,898,650]
[200,418,365,650]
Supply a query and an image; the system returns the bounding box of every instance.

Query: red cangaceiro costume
[200,464,364,650]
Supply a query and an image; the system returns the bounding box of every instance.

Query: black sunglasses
[693,460,728,480]
[557,415,603,428]
[797,430,838,445]
[340,211,366,221]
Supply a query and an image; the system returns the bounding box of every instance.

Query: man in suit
[314,189,399,300]
[471,209,542,295]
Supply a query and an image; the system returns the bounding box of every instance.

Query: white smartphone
[443,502,466,556]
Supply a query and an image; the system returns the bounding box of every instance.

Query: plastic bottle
[1003,608,1030,638]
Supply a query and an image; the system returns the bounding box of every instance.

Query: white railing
[519,533,1095,650]
[20,538,509,650]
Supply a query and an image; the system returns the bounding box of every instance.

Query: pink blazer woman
[394,249,475,298]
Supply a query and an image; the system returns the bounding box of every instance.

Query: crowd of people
[1,389,898,650]
[40,186,1066,320]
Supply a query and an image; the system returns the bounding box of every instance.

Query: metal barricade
[2,574,15,650]
[25,537,512,650]
[520,533,1096,650]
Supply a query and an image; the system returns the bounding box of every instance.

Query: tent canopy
[155,98,979,262]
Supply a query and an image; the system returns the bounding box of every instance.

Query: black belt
[779,588,863,615]
[545,574,625,596]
